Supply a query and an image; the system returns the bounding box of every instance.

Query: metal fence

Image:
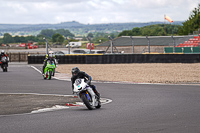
[7,53,28,62]
[97,35,195,54]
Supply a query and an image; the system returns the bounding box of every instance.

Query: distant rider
[42,51,56,76]
[0,50,8,67]
[71,67,100,99]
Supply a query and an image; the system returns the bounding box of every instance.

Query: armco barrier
[28,54,200,64]
[164,47,200,54]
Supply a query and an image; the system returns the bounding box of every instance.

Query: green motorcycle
[43,60,56,80]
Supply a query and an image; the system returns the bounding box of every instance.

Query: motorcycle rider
[71,67,100,99]
[0,50,8,68]
[42,51,56,76]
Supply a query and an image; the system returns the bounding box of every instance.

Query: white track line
[0,93,112,116]
[31,105,69,114]
[0,92,73,97]
[31,66,42,74]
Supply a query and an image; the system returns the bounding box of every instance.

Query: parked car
[86,50,105,54]
[19,43,26,47]
[66,42,82,48]
[28,45,38,49]
[54,51,75,55]
[72,49,90,54]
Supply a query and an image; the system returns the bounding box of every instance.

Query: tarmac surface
[2,62,200,133]
[0,62,101,115]
[1,62,199,115]
[0,93,81,115]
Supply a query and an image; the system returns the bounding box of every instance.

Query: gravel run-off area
[56,63,200,84]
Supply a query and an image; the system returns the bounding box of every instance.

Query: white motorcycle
[73,79,101,110]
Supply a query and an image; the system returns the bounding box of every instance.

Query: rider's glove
[86,80,91,85]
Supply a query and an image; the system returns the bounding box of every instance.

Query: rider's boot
[91,85,100,100]
[42,66,45,75]
[53,69,55,76]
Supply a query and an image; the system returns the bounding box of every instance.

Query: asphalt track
[1,63,200,133]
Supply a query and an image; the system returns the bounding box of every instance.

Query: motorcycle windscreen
[75,79,82,86]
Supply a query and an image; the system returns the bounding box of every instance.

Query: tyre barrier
[28,54,200,64]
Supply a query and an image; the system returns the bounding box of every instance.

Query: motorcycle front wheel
[43,72,47,79]
[48,71,52,80]
[81,93,94,110]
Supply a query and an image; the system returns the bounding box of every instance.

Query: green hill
[0,21,183,36]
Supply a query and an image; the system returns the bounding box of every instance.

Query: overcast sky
[0,0,199,24]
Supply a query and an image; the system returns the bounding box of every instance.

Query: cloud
[0,0,199,24]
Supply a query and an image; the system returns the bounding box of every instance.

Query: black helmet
[72,67,80,76]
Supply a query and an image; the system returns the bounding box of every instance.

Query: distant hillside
[0,21,84,31]
[0,21,183,36]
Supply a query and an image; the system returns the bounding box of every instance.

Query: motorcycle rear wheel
[3,66,7,72]
[5,65,7,72]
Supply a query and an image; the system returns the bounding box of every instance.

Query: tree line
[118,24,181,37]
[178,4,200,35]
[0,33,41,44]
[0,29,76,45]
[118,3,200,37]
